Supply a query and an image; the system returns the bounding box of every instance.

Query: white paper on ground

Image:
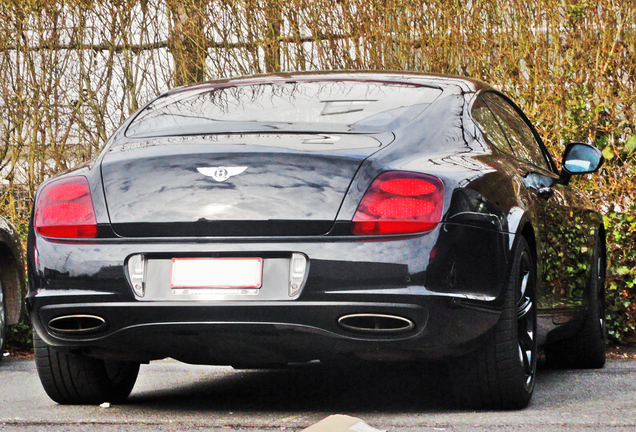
[301,415,386,432]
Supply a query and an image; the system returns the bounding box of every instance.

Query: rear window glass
[125,80,442,138]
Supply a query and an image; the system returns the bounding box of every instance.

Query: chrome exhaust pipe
[338,313,415,335]
[48,315,107,335]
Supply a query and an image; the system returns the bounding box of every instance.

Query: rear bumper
[27,222,511,365]
[32,297,501,365]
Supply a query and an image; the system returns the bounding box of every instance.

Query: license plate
[170,258,263,288]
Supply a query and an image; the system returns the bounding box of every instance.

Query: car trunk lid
[100,133,388,237]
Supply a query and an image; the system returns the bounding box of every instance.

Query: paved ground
[1,357,636,431]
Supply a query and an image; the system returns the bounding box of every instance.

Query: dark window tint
[471,96,514,154]
[482,93,550,171]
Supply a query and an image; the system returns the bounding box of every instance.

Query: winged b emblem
[197,166,248,182]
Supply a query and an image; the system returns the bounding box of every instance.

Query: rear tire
[545,234,606,369]
[34,331,140,404]
[0,279,6,363]
[450,236,537,409]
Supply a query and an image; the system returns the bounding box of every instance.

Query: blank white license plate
[170,258,263,288]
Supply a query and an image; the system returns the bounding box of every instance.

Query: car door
[479,92,597,317]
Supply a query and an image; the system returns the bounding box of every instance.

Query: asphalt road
[1,357,636,431]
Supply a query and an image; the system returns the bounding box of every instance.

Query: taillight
[34,176,98,238]
[352,171,444,235]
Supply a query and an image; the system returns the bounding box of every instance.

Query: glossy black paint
[27,72,603,365]
[101,135,382,236]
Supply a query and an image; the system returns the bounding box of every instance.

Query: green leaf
[602,145,614,160]
[615,266,632,276]
[626,135,636,153]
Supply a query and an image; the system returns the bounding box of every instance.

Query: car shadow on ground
[127,361,458,413]
[125,355,613,413]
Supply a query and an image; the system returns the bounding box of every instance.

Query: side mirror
[559,143,604,184]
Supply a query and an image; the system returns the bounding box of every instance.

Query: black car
[0,215,26,361]
[27,72,605,409]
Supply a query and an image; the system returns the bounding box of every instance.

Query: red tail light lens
[34,176,98,238]
[352,171,444,235]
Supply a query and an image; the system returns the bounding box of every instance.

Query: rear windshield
[125,80,442,138]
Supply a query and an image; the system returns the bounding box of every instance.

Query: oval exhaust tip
[48,315,107,335]
[338,313,415,335]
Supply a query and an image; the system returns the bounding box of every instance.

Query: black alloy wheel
[516,247,537,393]
[595,247,607,347]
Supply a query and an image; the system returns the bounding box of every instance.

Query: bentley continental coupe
[27,72,606,409]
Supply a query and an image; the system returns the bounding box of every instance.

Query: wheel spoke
[518,327,534,351]
[519,269,529,298]
[518,344,533,371]
[518,296,532,319]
